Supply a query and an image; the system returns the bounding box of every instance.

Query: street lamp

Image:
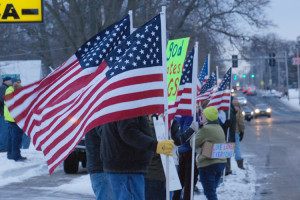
[296,36,300,105]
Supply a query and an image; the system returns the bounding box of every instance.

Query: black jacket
[85,127,103,173]
[100,116,157,174]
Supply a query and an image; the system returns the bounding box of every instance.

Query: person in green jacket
[191,106,226,200]
[5,84,27,161]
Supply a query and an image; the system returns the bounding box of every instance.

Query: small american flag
[5,14,165,174]
[196,72,216,102]
[196,56,209,92]
[207,68,231,110]
[169,48,194,120]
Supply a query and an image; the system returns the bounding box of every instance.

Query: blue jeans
[235,133,242,160]
[198,163,226,200]
[145,178,165,200]
[7,122,23,160]
[107,173,145,200]
[0,116,9,151]
[21,133,31,149]
[89,172,114,200]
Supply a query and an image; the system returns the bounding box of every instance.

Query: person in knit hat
[190,106,226,200]
[231,97,245,169]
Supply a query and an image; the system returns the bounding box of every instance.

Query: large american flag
[168,48,194,120]
[206,68,232,110]
[196,56,209,92]
[5,14,165,174]
[196,72,216,102]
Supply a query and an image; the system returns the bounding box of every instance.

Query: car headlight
[266,108,271,113]
[242,111,245,116]
[251,112,253,115]
[255,109,260,113]
[244,100,247,104]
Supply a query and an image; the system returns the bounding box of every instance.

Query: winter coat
[4,86,15,122]
[0,83,9,116]
[235,109,245,133]
[145,116,165,182]
[85,127,104,173]
[176,115,200,153]
[100,116,157,174]
[191,121,227,168]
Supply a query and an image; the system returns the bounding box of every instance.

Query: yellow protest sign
[167,37,189,101]
[0,0,42,22]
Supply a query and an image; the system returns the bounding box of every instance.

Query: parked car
[254,104,272,118]
[237,96,247,105]
[63,137,86,174]
[241,105,254,121]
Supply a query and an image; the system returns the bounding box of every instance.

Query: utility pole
[297,48,300,105]
[285,51,289,100]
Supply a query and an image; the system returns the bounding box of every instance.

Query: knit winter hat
[3,76,11,82]
[203,106,218,121]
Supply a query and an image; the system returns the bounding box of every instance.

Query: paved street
[242,93,300,199]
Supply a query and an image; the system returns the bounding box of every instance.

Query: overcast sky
[266,0,300,41]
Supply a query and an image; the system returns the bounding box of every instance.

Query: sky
[265,0,300,41]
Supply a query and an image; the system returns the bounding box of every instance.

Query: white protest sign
[153,116,182,191]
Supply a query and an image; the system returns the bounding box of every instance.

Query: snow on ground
[195,155,257,200]
[0,145,48,187]
[279,89,300,111]
[0,144,257,199]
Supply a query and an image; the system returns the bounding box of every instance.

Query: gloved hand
[189,121,198,132]
[156,140,175,156]
[239,132,244,141]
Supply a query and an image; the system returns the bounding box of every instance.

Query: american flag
[206,68,232,110]
[196,56,209,92]
[196,72,216,102]
[168,48,195,120]
[5,14,165,174]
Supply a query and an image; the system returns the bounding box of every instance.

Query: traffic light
[269,53,276,66]
[243,74,246,78]
[251,74,255,78]
[234,75,237,80]
[232,55,238,68]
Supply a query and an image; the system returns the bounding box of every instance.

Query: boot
[236,159,245,170]
[225,158,232,175]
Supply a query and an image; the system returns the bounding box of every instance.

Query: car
[63,137,86,174]
[241,105,254,121]
[237,96,247,105]
[246,90,257,96]
[254,104,272,118]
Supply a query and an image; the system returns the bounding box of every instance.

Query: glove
[189,121,198,132]
[156,140,175,156]
[239,132,244,141]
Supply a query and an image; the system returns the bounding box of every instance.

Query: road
[241,92,300,200]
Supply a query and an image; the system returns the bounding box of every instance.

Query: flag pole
[216,65,219,88]
[190,42,198,200]
[128,10,134,34]
[226,68,232,142]
[208,53,211,76]
[161,6,170,200]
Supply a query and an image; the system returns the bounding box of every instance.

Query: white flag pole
[216,66,220,88]
[128,10,134,34]
[190,42,199,200]
[161,6,170,200]
[208,53,211,76]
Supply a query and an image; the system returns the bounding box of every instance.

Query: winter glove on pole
[189,121,198,132]
[239,132,244,142]
[156,140,175,156]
